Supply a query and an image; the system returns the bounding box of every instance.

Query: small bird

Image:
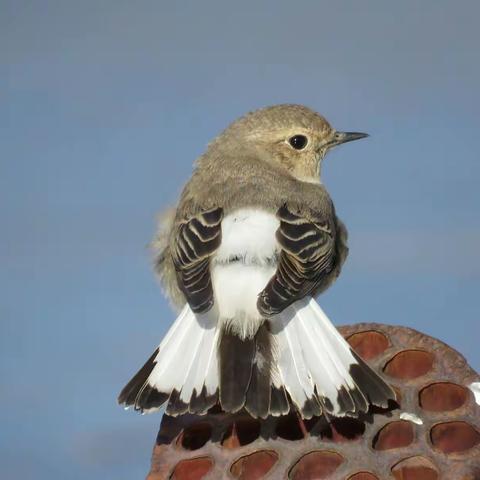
[118,104,396,419]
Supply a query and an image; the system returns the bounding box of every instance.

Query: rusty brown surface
[146,323,480,479]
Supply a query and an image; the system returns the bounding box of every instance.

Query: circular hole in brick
[327,417,365,442]
[383,350,434,379]
[419,382,468,412]
[171,456,213,480]
[180,422,212,450]
[430,421,480,454]
[347,330,389,360]
[276,413,306,441]
[348,473,378,480]
[236,418,261,445]
[289,450,344,479]
[230,450,278,480]
[391,455,438,480]
[221,418,261,448]
[372,420,415,450]
[156,415,185,445]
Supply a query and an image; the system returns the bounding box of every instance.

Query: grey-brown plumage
[156,105,351,311]
[119,104,396,419]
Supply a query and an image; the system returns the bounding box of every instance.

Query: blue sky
[1,1,479,478]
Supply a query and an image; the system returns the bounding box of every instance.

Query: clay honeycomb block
[147,323,480,479]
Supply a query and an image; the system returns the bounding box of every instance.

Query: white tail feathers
[272,297,366,417]
[119,298,395,418]
[147,306,219,413]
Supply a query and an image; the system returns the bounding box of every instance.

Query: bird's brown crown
[225,104,332,135]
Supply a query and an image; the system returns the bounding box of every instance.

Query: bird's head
[213,104,368,182]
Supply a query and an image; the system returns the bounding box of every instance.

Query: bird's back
[211,208,279,339]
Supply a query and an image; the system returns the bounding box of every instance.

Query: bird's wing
[172,207,223,313]
[257,204,336,316]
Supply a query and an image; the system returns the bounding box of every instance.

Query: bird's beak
[330,131,369,147]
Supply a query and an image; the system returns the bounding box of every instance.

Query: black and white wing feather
[172,207,223,313]
[258,204,336,316]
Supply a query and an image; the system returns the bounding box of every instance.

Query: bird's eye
[288,135,308,150]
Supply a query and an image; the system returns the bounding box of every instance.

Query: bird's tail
[118,305,220,415]
[269,297,396,418]
[118,298,396,418]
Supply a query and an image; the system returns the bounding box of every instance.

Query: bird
[118,104,396,420]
